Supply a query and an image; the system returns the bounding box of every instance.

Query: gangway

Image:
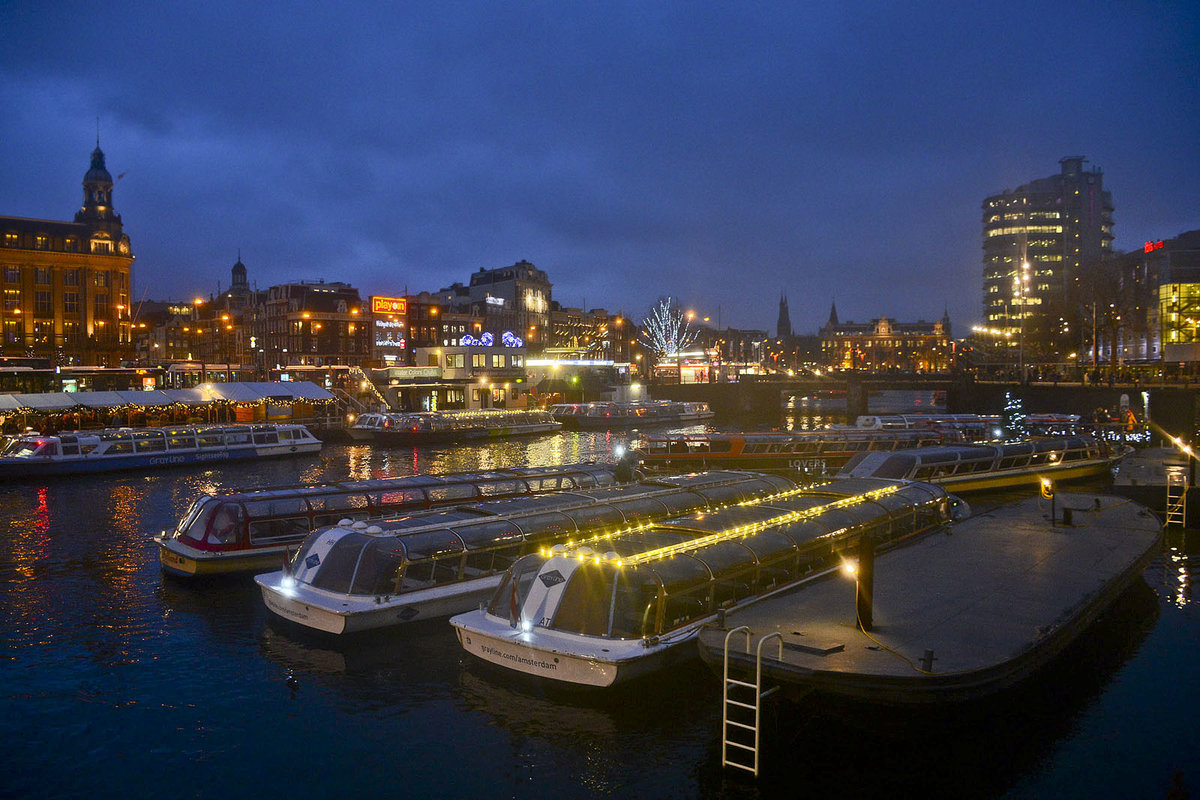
[721,627,782,776]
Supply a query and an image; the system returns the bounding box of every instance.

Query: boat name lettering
[479,644,557,671]
[788,458,828,472]
[264,595,308,621]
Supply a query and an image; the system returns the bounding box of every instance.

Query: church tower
[776,293,793,340]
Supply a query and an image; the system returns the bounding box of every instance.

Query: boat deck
[698,493,1162,703]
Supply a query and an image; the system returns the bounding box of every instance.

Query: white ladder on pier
[1165,469,1188,528]
[721,627,782,776]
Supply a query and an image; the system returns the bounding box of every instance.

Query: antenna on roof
[96,115,100,147]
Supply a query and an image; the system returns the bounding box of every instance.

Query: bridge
[648,375,1200,440]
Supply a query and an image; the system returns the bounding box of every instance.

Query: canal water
[0,419,1195,799]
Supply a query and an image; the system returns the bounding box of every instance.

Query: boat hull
[932,455,1119,492]
[450,613,693,688]
[157,537,287,578]
[256,572,503,634]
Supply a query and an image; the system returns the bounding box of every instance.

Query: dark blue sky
[2,2,1197,335]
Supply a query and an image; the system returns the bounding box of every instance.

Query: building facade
[1,145,134,365]
[982,156,1114,359]
[253,280,370,369]
[821,308,952,372]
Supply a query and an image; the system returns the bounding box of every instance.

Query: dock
[698,493,1162,705]
[1112,446,1196,524]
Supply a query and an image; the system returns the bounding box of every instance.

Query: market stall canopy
[9,393,80,411]
[196,381,334,403]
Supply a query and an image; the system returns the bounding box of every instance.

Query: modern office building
[982,156,1114,360]
[1,144,134,365]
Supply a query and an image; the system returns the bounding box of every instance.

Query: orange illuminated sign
[371,296,407,315]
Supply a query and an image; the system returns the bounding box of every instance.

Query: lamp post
[1014,261,1030,384]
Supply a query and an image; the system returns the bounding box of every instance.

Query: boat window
[198,432,224,448]
[248,515,310,545]
[244,498,308,518]
[609,569,663,638]
[60,444,78,456]
[224,430,252,446]
[253,431,279,445]
[206,503,246,545]
[180,500,217,542]
[135,436,166,453]
[611,497,670,523]
[106,440,133,455]
[349,538,408,595]
[477,479,525,497]
[398,530,465,561]
[559,504,626,530]
[311,493,370,512]
[486,554,543,619]
[510,511,577,540]
[167,434,197,449]
[426,484,479,502]
[454,520,524,550]
[377,488,427,507]
[550,565,616,636]
[309,533,371,593]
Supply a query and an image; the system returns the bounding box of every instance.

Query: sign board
[371,296,407,315]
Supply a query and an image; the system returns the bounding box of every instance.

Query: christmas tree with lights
[1002,391,1029,440]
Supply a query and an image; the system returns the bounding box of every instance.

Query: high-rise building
[1,143,134,364]
[982,157,1114,359]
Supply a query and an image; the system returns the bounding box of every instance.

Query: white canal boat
[450,479,958,688]
[0,423,321,480]
[348,409,561,443]
[255,471,795,634]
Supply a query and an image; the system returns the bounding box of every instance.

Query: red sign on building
[1144,240,1165,253]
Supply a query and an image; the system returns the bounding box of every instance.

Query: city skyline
[2,2,1197,335]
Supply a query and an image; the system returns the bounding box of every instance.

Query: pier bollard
[1063,507,1073,526]
[856,535,875,632]
[921,649,935,672]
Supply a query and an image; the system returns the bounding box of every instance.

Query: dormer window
[91,238,113,254]
[3,233,16,247]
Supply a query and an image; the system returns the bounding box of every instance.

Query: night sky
[2,2,1197,336]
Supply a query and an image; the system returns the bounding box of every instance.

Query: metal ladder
[721,627,782,776]
[1165,468,1188,528]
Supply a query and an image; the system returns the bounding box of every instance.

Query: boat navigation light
[520,620,534,633]
[614,444,626,458]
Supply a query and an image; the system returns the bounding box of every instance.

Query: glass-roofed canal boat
[0,423,321,480]
[255,471,795,634]
[348,409,561,443]
[834,435,1127,492]
[449,479,959,688]
[635,428,945,477]
[156,464,621,577]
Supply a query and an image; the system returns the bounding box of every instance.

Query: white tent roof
[0,381,333,412]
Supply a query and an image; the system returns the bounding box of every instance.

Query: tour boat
[549,400,715,429]
[450,478,958,688]
[842,413,1081,441]
[835,435,1126,492]
[255,471,796,634]
[0,423,321,480]
[635,429,944,477]
[156,463,621,577]
[348,409,561,443]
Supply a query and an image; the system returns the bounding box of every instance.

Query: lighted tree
[1002,391,1029,440]
[639,297,697,359]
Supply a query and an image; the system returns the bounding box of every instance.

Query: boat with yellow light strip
[255,471,796,634]
[835,435,1127,492]
[449,478,961,688]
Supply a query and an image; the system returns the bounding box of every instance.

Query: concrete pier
[699,493,1162,704]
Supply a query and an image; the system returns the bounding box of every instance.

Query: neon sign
[1144,240,1164,253]
[371,296,407,314]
